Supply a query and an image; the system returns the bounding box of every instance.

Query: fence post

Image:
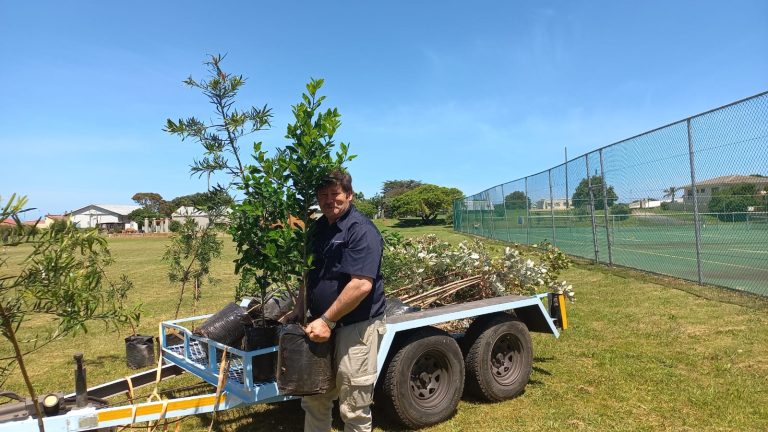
[586,156,600,263]
[525,177,530,245]
[687,118,704,285]
[478,194,485,236]
[486,190,496,240]
[599,149,613,266]
[465,197,470,233]
[548,169,557,246]
[565,147,570,210]
[500,182,511,242]
[453,199,459,231]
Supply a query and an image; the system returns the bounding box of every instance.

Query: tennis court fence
[454,91,768,297]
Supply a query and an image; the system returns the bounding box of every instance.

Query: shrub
[169,219,182,232]
[708,183,759,222]
[611,203,631,221]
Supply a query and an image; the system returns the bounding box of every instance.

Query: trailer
[0,293,567,431]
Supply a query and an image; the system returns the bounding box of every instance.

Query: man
[300,170,386,432]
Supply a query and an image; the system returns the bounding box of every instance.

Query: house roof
[45,214,67,220]
[69,204,142,216]
[172,206,207,217]
[0,218,37,226]
[692,175,768,187]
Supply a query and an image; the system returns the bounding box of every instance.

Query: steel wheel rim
[409,349,452,408]
[489,333,523,385]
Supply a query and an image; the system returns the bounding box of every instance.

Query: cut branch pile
[400,275,483,309]
[382,235,574,312]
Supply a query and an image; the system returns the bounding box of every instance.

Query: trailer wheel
[379,327,464,429]
[463,314,532,402]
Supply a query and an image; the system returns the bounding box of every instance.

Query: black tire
[379,327,465,429]
[463,314,533,402]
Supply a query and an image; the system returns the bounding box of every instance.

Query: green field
[2,225,768,431]
[458,213,768,296]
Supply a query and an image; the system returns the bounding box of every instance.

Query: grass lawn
[2,224,767,431]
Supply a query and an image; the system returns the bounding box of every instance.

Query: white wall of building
[70,207,120,228]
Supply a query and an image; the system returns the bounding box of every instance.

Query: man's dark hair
[317,170,354,195]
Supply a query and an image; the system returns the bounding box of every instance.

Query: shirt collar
[326,204,355,230]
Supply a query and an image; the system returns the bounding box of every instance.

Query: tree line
[353,179,463,224]
[128,189,234,228]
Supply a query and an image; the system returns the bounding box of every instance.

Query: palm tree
[663,186,679,203]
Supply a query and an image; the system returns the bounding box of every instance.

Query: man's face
[317,184,352,223]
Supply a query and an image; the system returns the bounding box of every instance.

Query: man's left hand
[304,318,332,342]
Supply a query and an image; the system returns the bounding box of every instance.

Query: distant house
[534,198,568,211]
[40,214,68,229]
[683,175,768,209]
[172,206,211,229]
[68,204,141,230]
[2,215,66,229]
[629,199,662,209]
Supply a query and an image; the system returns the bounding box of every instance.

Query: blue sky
[1,1,767,219]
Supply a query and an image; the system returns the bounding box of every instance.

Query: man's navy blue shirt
[307,205,386,326]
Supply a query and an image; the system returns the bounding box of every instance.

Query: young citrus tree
[278,77,354,323]
[0,194,136,432]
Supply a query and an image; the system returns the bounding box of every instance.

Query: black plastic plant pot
[125,335,155,369]
[242,322,280,383]
[194,302,250,347]
[276,323,334,396]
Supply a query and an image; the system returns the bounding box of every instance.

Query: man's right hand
[304,318,332,342]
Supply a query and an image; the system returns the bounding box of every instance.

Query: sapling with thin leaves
[107,274,141,336]
[0,194,136,432]
[165,55,287,322]
[164,54,272,189]
[163,216,223,319]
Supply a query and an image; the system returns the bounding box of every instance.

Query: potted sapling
[109,277,151,369]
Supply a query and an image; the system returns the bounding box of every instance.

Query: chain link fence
[454,91,768,296]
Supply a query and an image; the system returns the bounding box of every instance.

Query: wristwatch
[320,314,336,330]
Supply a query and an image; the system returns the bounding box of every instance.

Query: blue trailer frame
[159,293,559,405]
[0,293,560,431]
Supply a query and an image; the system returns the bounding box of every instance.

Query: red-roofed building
[40,214,69,228]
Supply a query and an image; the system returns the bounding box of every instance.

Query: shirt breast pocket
[323,240,346,272]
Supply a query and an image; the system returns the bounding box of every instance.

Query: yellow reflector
[558,293,568,330]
